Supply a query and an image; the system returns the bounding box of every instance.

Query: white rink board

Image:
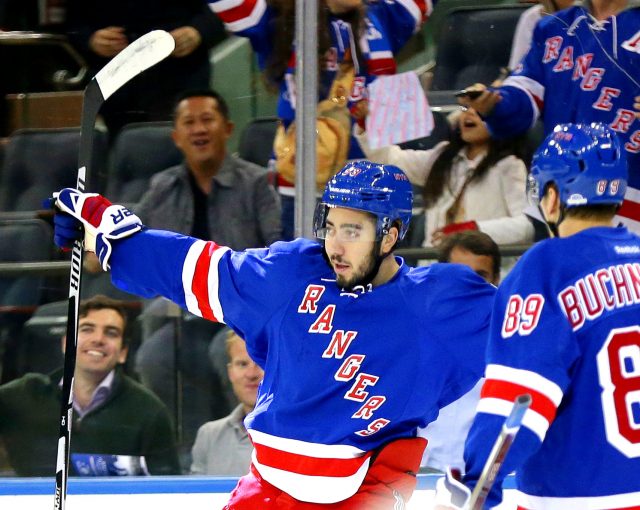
[0,475,519,509]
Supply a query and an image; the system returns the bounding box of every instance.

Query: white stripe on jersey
[183,240,207,318]
[209,0,246,12]
[485,364,563,406]
[252,451,371,504]
[476,397,550,442]
[249,429,367,458]
[222,0,267,33]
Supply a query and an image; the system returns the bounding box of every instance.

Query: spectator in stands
[65,0,225,136]
[207,0,433,239]
[191,330,263,476]
[134,89,281,248]
[418,231,501,474]
[462,0,640,233]
[0,295,180,476]
[133,89,280,467]
[354,105,533,247]
[508,0,575,72]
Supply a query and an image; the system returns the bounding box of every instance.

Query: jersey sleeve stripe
[395,0,430,29]
[481,379,558,424]
[182,240,229,322]
[212,0,267,32]
[485,364,563,405]
[182,240,207,317]
[502,75,544,122]
[477,397,549,442]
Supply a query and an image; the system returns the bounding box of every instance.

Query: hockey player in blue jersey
[461,0,640,233]
[51,160,494,509]
[436,122,640,510]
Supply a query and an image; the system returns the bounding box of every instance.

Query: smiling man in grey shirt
[190,331,263,476]
[135,89,281,249]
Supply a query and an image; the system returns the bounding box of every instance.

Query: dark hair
[437,231,501,280]
[173,89,230,121]
[79,295,129,347]
[544,183,621,220]
[263,1,365,91]
[423,129,528,209]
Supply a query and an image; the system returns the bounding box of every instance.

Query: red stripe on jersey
[191,242,221,322]
[368,58,397,76]
[415,1,428,21]
[482,379,557,424]
[216,0,258,24]
[254,443,372,477]
[619,198,640,223]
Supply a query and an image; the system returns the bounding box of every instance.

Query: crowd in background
[0,0,639,485]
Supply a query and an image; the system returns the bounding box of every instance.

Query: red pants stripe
[223,437,427,510]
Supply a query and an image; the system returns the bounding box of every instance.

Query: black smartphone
[455,89,484,100]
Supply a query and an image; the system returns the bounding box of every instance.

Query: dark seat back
[0,218,54,306]
[237,117,279,168]
[105,122,182,203]
[0,128,108,212]
[430,5,528,92]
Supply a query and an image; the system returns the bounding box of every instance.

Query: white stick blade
[95,30,175,100]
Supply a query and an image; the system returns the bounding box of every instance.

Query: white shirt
[354,130,534,246]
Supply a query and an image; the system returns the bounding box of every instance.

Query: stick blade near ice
[94,30,175,101]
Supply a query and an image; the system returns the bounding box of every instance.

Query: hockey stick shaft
[53,30,174,510]
[468,393,532,510]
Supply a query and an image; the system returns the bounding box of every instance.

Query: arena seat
[105,121,182,204]
[237,117,279,168]
[0,127,108,213]
[428,4,528,105]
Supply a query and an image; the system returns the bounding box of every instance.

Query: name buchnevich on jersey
[559,262,640,331]
[501,262,640,338]
[297,283,390,437]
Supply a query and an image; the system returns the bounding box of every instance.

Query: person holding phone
[460,0,640,234]
[353,103,534,247]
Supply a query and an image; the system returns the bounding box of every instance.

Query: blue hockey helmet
[528,122,627,208]
[313,160,413,241]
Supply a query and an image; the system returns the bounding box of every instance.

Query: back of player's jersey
[470,226,640,508]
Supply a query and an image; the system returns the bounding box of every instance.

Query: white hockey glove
[53,188,142,271]
[433,468,472,510]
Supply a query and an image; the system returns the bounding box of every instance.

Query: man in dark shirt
[0,295,180,476]
[65,0,226,135]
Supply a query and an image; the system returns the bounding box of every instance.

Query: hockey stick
[53,30,175,510]
[468,393,532,510]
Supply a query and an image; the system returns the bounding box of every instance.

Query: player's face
[449,246,498,285]
[71,308,127,377]
[459,107,490,146]
[324,207,379,290]
[227,337,263,411]
[172,96,233,167]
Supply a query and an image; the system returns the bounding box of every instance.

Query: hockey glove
[53,188,142,271]
[433,468,472,510]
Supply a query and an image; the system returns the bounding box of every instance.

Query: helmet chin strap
[539,204,565,238]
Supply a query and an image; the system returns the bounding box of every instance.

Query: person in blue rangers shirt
[460,0,640,233]
[435,123,640,510]
[51,160,494,509]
